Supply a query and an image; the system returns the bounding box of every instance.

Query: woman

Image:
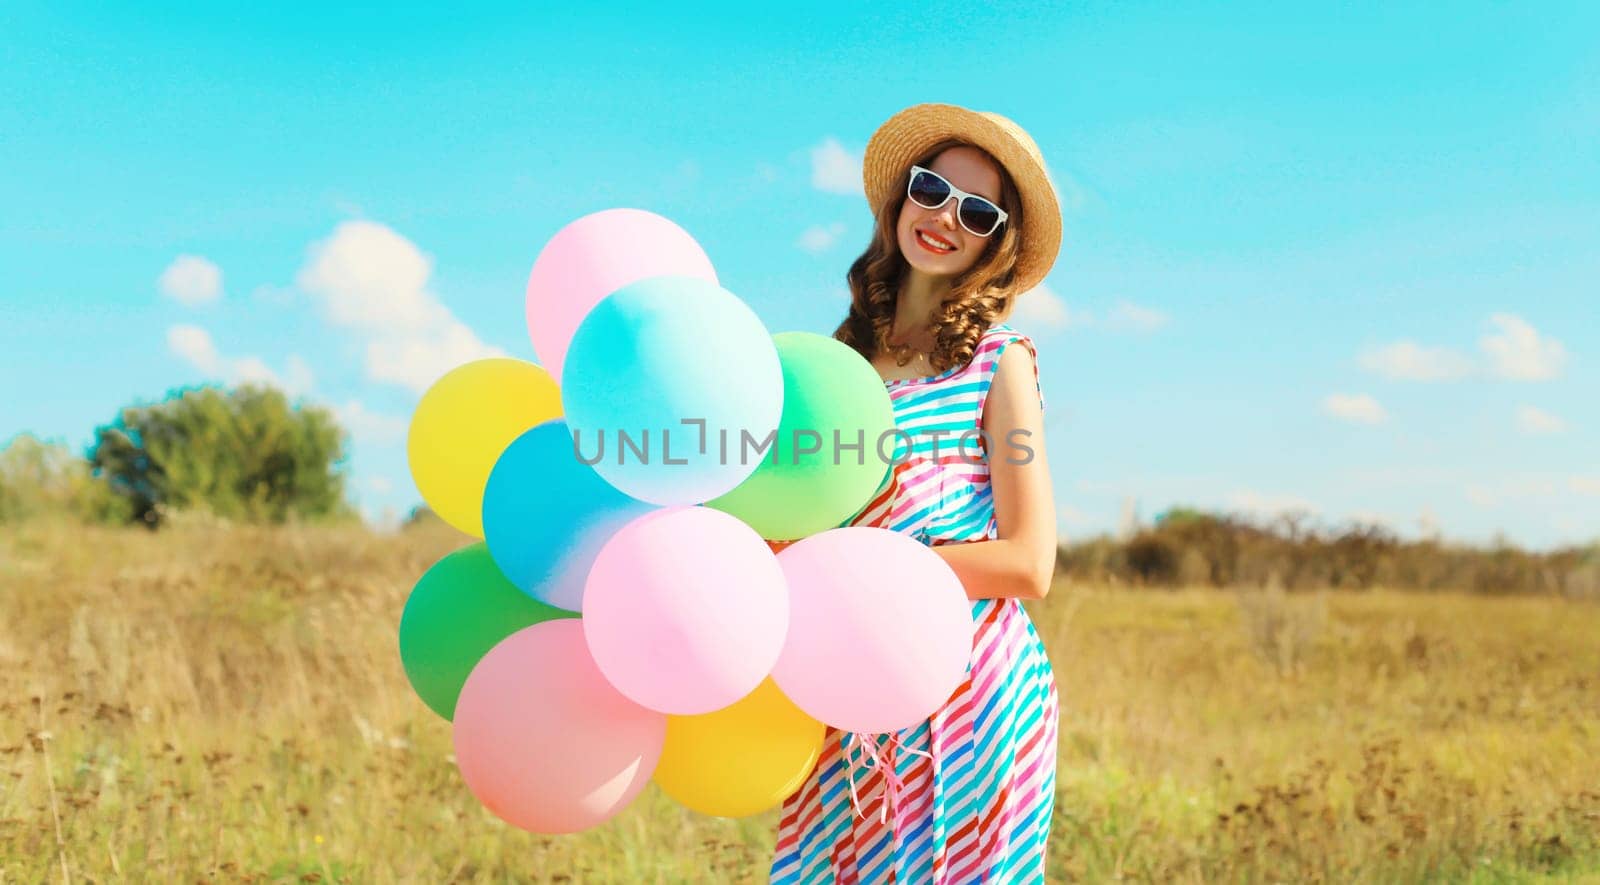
[770,103,1063,884]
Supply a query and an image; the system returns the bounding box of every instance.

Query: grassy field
[2,521,1597,883]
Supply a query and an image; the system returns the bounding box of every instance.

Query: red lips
[914,226,956,253]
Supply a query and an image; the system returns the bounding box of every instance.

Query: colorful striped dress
[770,323,1060,884]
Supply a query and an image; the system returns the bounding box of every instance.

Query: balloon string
[843,731,933,829]
[843,732,866,819]
[843,731,877,823]
[883,732,931,830]
[870,736,896,825]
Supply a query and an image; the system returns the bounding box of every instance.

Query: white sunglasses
[906,165,1010,237]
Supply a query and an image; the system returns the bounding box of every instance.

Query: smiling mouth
[915,228,956,253]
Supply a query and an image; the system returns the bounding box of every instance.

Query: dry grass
[2,521,1597,882]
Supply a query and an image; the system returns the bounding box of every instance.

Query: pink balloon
[771,527,974,733]
[525,208,718,384]
[452,620,665,834]
[583,507,789,716]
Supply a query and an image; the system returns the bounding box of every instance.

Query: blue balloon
[482,420,655,611]
[561,275,785,506]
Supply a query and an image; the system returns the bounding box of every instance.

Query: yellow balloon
[654,678,825,818]
[407,358,562,538]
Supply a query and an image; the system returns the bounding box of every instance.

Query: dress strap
[975,324,1046,423]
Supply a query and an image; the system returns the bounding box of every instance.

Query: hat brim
[862,103,1062,294]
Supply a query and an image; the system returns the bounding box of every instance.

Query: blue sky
[3,2,1596,549]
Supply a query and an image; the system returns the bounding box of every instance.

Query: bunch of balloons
[398,209,975,834]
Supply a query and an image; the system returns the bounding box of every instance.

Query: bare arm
[931,341,1059,600]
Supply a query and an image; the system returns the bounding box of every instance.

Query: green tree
[88,384,355,527]
[1154,507,1248,586]
[0,432,129,524]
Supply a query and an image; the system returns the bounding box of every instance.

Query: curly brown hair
[832,139,1026,375]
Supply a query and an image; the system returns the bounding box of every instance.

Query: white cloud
[1105,300,1169,332]
[1035,158,1093,214]
[232,356,279,388]
[1058,503,1094,527]
[1229,490,1320,518]
[167,324,222,373]
[1012,296,1155,334]
[1056,504,1093,541]
[365,476,394,494]
[284,355,316,397]
[797,222,847,253]
[296,221,502,393]
[1551,513,1590,538]
[158,255,223,306]
[365,319,499,393]
[1009,283,1087,333]
[1515,405,1566,435]
[810,137,862,195]
[1417,507,1441,539]
[1344,510,1396,529]
[1465,476,1564,507]
[166,325,313,396]
[334,400,408,445]
[1356,314,1567,384]
[298,221,436,332]
[1571,476,1600,497]
[1321,393,1387,424]
[1357,340,1473,381]
[1481,313,1566,380]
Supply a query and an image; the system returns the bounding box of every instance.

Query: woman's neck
[891,268,953,349]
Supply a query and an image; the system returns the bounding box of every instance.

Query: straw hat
[862,103,1062,294]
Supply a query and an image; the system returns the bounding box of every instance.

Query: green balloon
[398,542,576,720]
[707,332,896,540]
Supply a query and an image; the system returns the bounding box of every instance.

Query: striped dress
[770,323,1060,884]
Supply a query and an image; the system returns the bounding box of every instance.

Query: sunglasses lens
[908,170,950,209]
[959,198,1003,236]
